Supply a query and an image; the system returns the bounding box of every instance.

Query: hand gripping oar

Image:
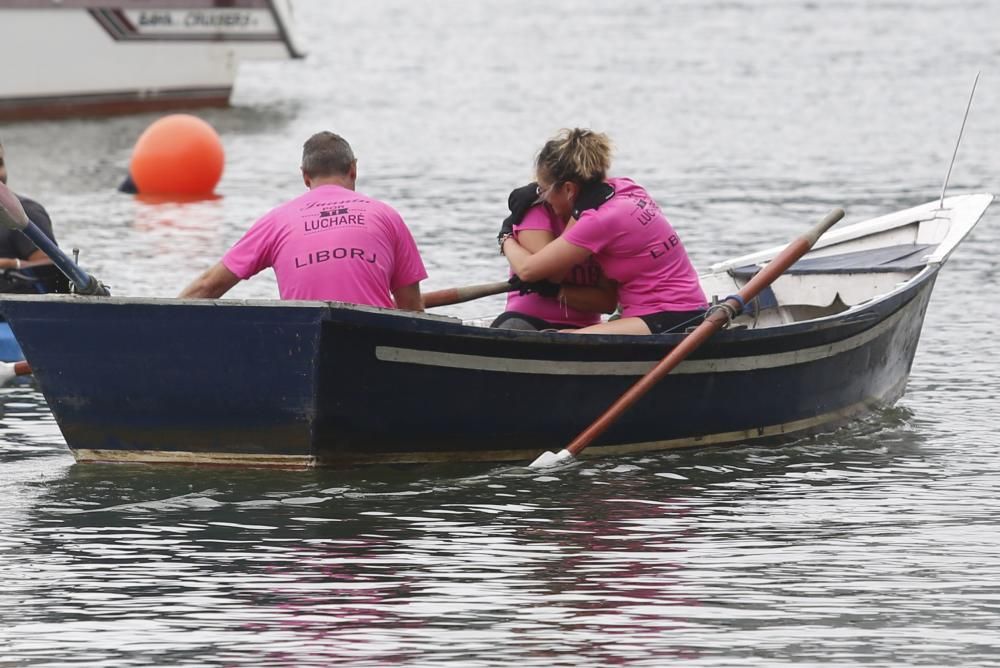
[530,207,846,469]
[0,182,110,296]
[423,281,511,308]
[0,360,31,384]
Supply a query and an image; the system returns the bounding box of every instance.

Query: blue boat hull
[0,269,936,467]
[0,262,71,361]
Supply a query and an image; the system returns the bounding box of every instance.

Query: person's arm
[392,282,424,312]
[0,250,49,268]
[515,228,617,312]
[516,228,555,253]
[512,227,563,280]
[560,278,619,314]
[178,262,240,299]
[501,235,590,283]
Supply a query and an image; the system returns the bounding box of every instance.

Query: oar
[530,207,846,469]
[0,360,32,384]
[0,182,109,296]
[423,281,511,308]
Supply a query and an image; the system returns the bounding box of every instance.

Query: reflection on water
[4,406,1000,665]
[2,0,1000,664]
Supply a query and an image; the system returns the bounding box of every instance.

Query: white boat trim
[709,194,993,272]
[374,304,907,376]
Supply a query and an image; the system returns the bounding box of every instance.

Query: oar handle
[563,207,845,458]
[424,281,511,308]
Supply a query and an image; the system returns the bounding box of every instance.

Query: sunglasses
[534,182,558,203]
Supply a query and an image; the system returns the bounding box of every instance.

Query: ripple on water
[3,0,1000,665]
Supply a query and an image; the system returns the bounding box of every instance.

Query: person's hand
[572,181,615,220]
[508,274,560,298]
[497,182,539,251]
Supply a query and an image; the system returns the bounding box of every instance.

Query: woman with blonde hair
[498,128,707,334]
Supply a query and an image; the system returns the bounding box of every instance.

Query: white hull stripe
[375,307,906,376]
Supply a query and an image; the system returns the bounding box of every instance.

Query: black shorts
[490,311,583,331]
[637,309,705,334]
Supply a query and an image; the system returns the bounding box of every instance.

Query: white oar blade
[529,448,575,469]
[0,182,29,231]
[0,362,17,386]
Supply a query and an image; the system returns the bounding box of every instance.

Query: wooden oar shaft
[423,281,511,308]
[735,207,844,305]
[564,208,844,457]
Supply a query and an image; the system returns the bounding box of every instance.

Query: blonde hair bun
[536,128,613,184]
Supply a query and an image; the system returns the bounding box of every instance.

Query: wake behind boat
[0,0,302,121]
[0,194,991,467]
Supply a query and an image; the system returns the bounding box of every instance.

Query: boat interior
[462,194,991,332]
[702,195,990,329]
[701,240,934,329]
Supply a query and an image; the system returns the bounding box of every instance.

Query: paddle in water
[530,207,846,469]
[0,360,31,385]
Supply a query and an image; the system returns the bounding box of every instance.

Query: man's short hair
[301,131,355,178]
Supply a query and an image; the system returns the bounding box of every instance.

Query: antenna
[939,71,980,209]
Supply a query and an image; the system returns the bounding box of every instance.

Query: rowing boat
[0,194,991,467]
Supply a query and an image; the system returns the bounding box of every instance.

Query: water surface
[2,1,999,665]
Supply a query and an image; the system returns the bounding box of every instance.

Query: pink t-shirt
[562,178,707,317]
[505,205,602,327]
[223,184,427,306]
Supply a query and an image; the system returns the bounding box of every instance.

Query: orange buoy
[129,114,224,197]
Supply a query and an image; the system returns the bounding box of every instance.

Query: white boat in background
[0,0,303,121]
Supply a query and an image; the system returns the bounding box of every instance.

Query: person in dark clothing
[0,139,57,271]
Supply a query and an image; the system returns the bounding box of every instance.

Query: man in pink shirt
[180,131,427,311]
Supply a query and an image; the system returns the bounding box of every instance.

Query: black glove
[508,274,560,298]
[498,182,539,245]
[572,181,614,220]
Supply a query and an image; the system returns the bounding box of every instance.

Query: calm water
[2,1,1000,665]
